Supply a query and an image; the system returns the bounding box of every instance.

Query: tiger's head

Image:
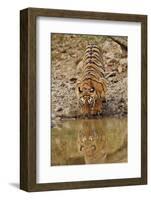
[76,79,106,115]
[77,120,107,162]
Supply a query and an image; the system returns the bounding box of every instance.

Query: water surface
[51,117,127,166]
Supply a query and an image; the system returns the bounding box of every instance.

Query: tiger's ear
[93,79,107,98]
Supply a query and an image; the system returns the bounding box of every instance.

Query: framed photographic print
[20,8,147,191]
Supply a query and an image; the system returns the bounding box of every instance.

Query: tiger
[76,44,107,116]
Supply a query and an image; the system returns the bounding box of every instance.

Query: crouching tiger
[76,44,107,116]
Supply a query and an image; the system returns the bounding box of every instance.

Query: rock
[102,40,122,56]
[105,52,115,60]
[69,77,77,83]
[119,98,125,103]
[119,58,127,71]
[60,49,67,53]
[57,108,63,112]
[60,83,65,87]
[118,66,123,73]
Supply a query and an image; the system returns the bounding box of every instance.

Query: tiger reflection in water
[77,120,127,164]
[77,120,107,164]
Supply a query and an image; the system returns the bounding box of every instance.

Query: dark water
[51,118,127,166]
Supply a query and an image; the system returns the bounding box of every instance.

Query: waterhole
[51,117,127,166]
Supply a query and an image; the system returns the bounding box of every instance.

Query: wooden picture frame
[20,7,147,192]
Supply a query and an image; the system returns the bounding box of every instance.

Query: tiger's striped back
[76,43,107,116]
[80,44,105,82]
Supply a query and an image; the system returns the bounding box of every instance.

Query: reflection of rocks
[51,34,128,119]
[51,118,128,166]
